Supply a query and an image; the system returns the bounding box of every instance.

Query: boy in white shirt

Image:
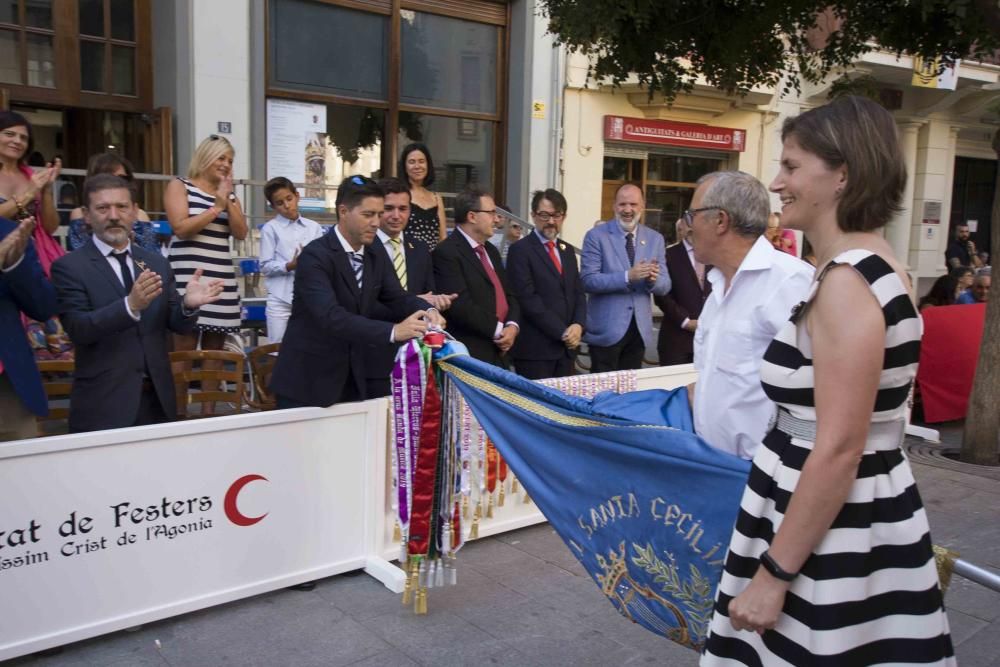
[258,177,325,343]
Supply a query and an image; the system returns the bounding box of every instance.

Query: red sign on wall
[604,115,746,152]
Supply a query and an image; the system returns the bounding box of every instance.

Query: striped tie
[350,252,363,289]
[390,237,407,290]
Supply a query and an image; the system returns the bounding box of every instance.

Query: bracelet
[759,550,797,582]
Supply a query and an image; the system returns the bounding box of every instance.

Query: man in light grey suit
[580,183,670,372]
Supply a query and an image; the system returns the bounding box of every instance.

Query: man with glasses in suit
[433,186,520,367]
[507,188,586,380]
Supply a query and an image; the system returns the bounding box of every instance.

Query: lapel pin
[559,243,566,251]
[640,240,647,246]
[135,258,148,272]
[408,242,414,249]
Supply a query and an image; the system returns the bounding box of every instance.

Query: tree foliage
[539,0,1000,99]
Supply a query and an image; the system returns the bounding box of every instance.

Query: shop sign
[604,116,746,152]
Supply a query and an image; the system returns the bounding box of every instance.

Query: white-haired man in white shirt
[686,171,814,459]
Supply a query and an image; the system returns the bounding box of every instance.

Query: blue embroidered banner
[436,348,751,651]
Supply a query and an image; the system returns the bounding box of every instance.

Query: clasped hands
[561,323,583,349]
[127,267,224,313]
[627,260,659,285]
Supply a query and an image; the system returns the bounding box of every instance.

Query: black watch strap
[760,550,796,582]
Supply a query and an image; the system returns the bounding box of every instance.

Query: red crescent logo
[224,474,269,526]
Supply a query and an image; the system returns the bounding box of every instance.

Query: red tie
[474,244,509,323]
[546,240,562,274]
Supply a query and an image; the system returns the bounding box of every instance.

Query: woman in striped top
[164,135,248,413]
[702,96,954,665]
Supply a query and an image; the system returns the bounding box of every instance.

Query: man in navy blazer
[365,178,455,398]
[433,187,521,367]
[51,174,224,432]
[0,215,57,441]
[270,176,445,408]
[508,189,586,380]
[580,183,670,372]
[654,222,711,365]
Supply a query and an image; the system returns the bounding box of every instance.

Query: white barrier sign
[0,406,378,660]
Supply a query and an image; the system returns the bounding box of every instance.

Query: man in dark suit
[655,220,711,365]
[51,174,224,432]
[508,189,586,380]
[270,176,445,408]
[0,215,57,441]
[433,187,520,367]
[365,178,455,398]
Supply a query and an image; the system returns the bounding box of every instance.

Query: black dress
[407,199,441,248]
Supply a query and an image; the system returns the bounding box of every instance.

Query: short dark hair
[0,111,33,165]
[376,177,411,199]
[398,143,435,188]
[82,174,133,207]
[531,188,567,214]
[781,95,905,232]
[264,176,296,205]
[950,265,974,280]
[335,174,383,211]
[87,152,136,180]
[454,185,491,227]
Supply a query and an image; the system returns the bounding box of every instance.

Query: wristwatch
[759,550,796,582]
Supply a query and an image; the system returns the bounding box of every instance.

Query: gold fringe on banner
[402,559,419,605]
[498,485,506,507]
[470,516,480,540]
[512,477,519,493]
[393,521,402,543]
[933,544,959,594]
[415,587,428,614]
[487,494,495,518]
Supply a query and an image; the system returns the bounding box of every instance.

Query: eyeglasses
[682,207,724,227]
[209,134,220,141]
[472,209,499,217]
[533,211,565,222]
[509,223,522,229]
[350,175,374,186]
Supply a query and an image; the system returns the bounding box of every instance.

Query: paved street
[10,423,999,667]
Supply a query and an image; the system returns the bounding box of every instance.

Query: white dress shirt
[456,225,518,338]
[258,214,325,304]
[693,236,814,459]
[92,235,140,321]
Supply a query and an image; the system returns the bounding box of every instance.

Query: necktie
[546,240,562,274]
[625,232,635,266]
[389,237,407,290]
[474,244,509,323]
[350,252,363,289]
[111,250,134,293]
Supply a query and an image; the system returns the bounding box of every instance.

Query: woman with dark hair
[702,96,954,665]
[950,265,974,301]
[918,274,959,310]
[399,143,446,247]
[67,153,157,252]
[0,110,62,266]
[0,110,72,360]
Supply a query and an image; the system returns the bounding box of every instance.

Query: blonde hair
[187,135,234,179]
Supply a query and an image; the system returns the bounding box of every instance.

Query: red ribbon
[407,358,442,556]
[486,438,498,494]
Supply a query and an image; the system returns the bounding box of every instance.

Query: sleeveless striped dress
[168,178,241,333]
[701,250,955,666]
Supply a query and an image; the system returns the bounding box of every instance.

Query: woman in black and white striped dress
[702,96,954,665]
[164,135,248,411]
